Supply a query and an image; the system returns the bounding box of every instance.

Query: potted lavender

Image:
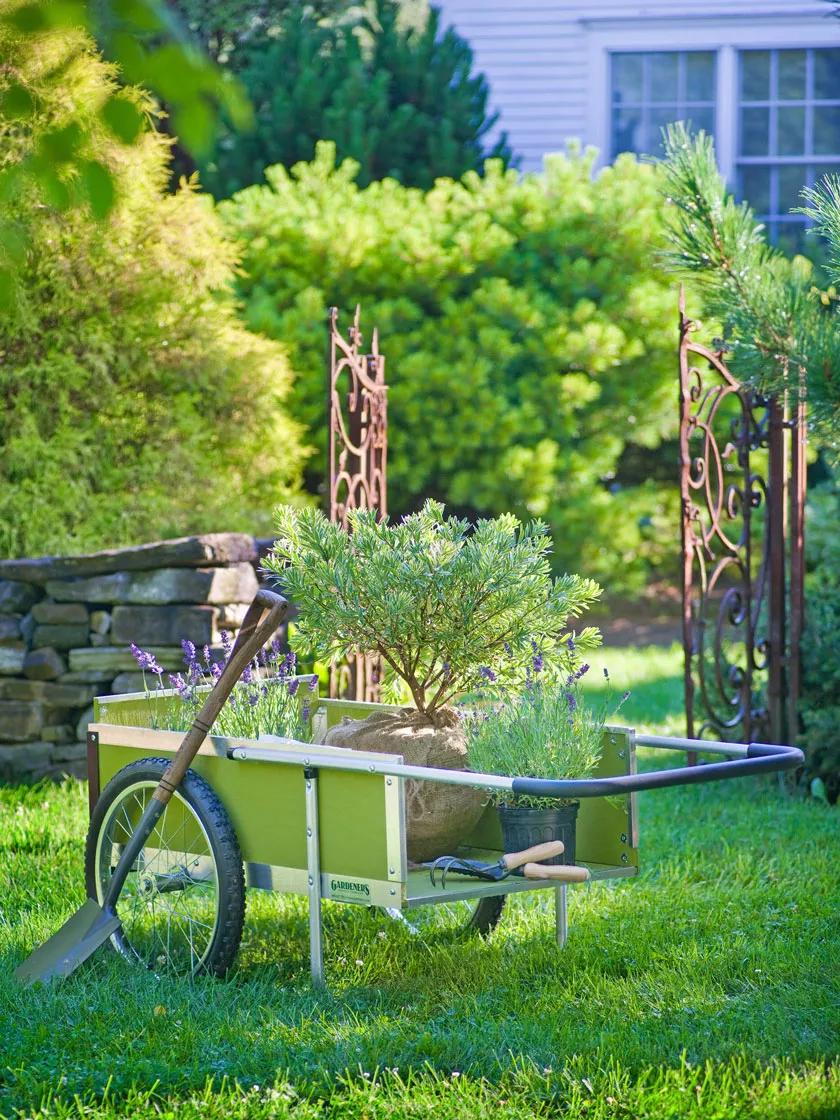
[465,660,630,865]
[124,633,317,742]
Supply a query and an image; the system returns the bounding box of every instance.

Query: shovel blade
[14,899,121,986]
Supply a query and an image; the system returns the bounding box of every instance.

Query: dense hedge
[800,475,840,803]
[0,24,307,559]
[221,143,681,588]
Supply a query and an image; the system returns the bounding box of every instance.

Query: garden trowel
[427,841,591,888]
[14,589,289,985]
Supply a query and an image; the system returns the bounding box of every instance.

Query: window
[736,48,840,252]
[610,51,716,160]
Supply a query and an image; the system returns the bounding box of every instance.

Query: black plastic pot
[498,802,579,866]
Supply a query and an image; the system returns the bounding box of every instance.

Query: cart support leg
[555,884,567,948]
[304,767,325,986]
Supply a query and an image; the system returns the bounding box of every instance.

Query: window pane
[779,164,808,212]
[814,106,840,155]
[741,107,770,155]
[740,165,772,214]
[741,51,770,101]
[776,221,808,256]
[647,106,680,155]
[649,53,679,102]
[685,105,715,138]
[612,108,643,155]
[778,51,806,100]
[612,54,644,103]
[813,49,840,101]
[777,105,805,155]
[686,52,715,101]
[811,163,840,190]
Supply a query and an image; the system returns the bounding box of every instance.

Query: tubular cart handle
[510,741,804,800]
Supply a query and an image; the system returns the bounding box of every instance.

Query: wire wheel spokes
[94,780,221,975]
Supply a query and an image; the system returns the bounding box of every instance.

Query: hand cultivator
[14,592,804,988]
[426,841,589,887]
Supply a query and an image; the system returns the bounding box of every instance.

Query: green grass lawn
[1,644,838,1119]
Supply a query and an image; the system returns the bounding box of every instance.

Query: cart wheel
[85,758,245,977]
[387,895,505,938]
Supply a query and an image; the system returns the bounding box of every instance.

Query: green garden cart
[80,680,802,983]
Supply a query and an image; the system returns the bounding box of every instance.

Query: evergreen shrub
[222,143,681,590]
[0,23,308,559]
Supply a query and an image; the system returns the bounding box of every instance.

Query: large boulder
[323,707,487,863]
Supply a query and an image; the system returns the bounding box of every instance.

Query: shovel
[427,841,591,888]
[14,588,289,986]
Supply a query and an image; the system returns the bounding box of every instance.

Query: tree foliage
[0,0,250,301]
[0,22,307,559]
[167,0,511,195]
[659,123,840,457]
[222,142,681,589]
[265,501,602,716]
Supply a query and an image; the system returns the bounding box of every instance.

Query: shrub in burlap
[323,707,487,862]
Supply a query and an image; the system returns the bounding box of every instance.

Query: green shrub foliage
[800,475,840,803]
[265,501,602,716]
[168,0,511,196]
[0,22,307,558]
[222,143,679,589]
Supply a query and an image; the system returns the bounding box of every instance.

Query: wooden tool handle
[522,862,590,882]
[500,840,565,872]
[153,589,288,805]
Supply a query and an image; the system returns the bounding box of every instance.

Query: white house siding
[435,1,840,175]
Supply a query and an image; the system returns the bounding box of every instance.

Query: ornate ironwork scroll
[679,291,805,750]
[327,305,388,702]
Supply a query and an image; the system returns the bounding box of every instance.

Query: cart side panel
[96,738,392,882]
[575,728,638,870]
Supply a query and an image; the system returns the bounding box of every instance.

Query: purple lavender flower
[442,661,451,681]
[308,675,318,692]
[221,630,233,656]
[622,689,631,702]
[248,691,260,707]
[565,692,577,712]
[532,652,544,675]
[271,637,283,659]
[168,673,190,699]
[287,678,300,697]
[503,642,512,657]
[203,645,211,666]
[566,636,576,653]
[576,663,590,680]
[210,661,223,682]
[301,702,311,723]
[130,644,163,675]
[603,667,610,680]
[181,639,197,667]
[478,666,496,682]
[242,662,253,685]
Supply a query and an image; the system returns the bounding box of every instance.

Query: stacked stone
[0,534,261,782]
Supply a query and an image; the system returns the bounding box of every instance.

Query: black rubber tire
[396,893,505,937]
[85,757,246,978]
[468,894,505,935]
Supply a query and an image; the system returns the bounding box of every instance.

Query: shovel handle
[522,862,590,882]
[153,588,289,805]
[500,840,565,872]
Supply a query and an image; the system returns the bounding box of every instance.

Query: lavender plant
[465,658,630,808]
[128,634,316,742]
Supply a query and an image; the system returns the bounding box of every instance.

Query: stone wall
[0,533,266,782]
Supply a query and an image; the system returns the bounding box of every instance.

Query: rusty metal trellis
[679,292,805,752]
[327,305,388,703]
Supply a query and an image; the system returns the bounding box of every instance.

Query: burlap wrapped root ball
[323,707,487,862]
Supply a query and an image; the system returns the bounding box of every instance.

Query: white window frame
[584,10,840,185]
